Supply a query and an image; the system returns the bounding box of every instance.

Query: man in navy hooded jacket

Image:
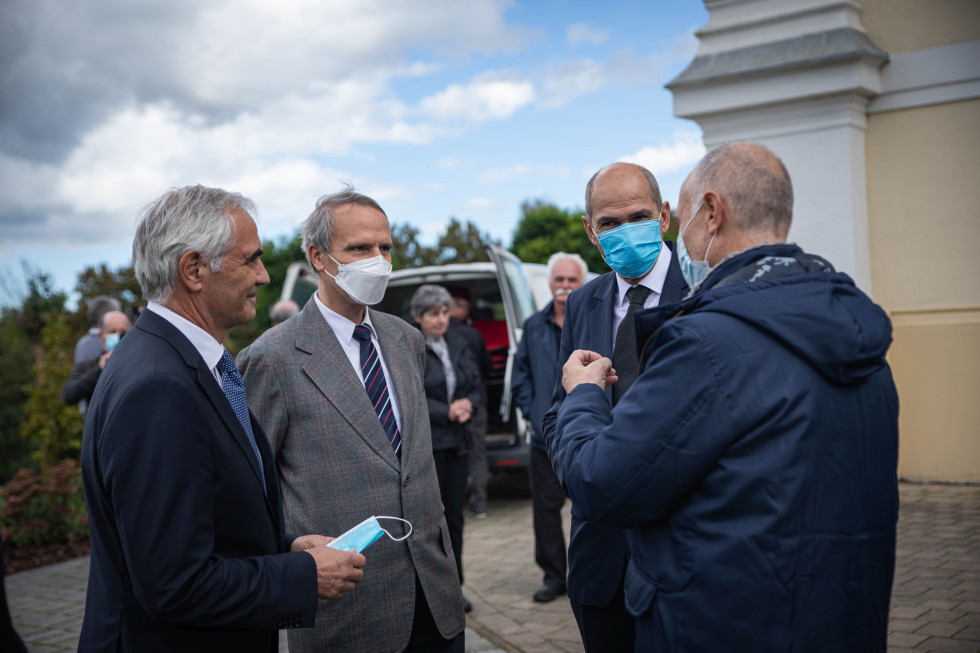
[550,142,899,652]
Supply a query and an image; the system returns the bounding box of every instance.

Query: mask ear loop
[376,516,413,542]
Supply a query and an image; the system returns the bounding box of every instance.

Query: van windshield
[500,257,536,328]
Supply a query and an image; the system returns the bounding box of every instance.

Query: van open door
[485,244,537,431]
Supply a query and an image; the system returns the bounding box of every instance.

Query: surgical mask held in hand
[325,254,392,305]
[326,516,413,553]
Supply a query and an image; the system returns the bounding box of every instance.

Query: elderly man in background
[74,295,121,363]
[239,187,465,652]
[542,162,688,653]
[270,299,300,326]
[62,310,132,409]
[552,143,899,652]
[511,252,586,603]
[80,185,365,652]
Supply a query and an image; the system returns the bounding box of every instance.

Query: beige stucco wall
[866,99,980,481]
[860,0,980,53]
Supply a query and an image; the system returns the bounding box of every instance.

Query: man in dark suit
[238,187,465,652]
[541,162,689,653]
[80,185,366,653]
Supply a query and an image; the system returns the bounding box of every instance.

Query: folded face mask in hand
[326,515,413,553]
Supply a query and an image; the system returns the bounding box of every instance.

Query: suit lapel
[298,306,401,471]
[371,311,413,467]
[660,240,690,304]
[589,273,617,403]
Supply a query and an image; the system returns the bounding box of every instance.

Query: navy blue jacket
[550,244,899,652]
[511,300,562,451]
[541,241,689,607]
[80,310,316,652]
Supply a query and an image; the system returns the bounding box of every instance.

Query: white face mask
[325,254,392,305]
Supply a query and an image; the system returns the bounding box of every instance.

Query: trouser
[433,448,468,585]
[466,403,488,514]
[403,576,465,653]
[529,446,567,585]
[569,575,635,653]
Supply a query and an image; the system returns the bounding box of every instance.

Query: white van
[279,245,545,471]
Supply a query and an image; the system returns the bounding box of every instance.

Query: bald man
[550,143,898,652]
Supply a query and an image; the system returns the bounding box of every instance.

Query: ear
[659,201,671,234]
[702,191,726,236]
[177,250,206,293]
[582,214,602,255]
[308,244,327,273]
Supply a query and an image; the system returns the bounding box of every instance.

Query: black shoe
[532,582,567,603]
[463,596,472,613]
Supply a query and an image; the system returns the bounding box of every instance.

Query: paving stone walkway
[5,481,979,652]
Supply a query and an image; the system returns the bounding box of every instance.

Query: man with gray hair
[511,252,586,604]
[552,143,899,651]
[80,185,366,652]
[541,162,689,652]
[239,186,465,652]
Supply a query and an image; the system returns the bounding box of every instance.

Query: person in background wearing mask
[74,295,121,363]
[511,252,586,604]
[551,143,898,652]
[541,162,688,653]
[62,310,132,410]
[238,186,466,653]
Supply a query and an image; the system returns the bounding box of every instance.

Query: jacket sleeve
[511,319,534,416]
[62,357,102,405]
[96,374,317,629]
[542,304,578,481]
[552,321,734,526]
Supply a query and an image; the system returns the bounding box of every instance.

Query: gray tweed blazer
[238,299,464,652]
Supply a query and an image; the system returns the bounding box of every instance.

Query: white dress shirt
[313,293,403,432]
[146,301,226,387]
[611,244,673,351]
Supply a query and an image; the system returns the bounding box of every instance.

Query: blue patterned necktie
[352,324,401,459]
[218,350,267,495]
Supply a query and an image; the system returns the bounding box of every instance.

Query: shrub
[0,459,88,549]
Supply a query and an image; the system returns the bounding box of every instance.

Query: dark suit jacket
[79,309,317,653]
[541,241,688,607]
[61,355,101,405]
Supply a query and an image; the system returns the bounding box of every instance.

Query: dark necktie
[217,350,267,495]
[612,284,653,405]
[352,324,402,459]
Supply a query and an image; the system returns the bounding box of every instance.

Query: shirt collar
[614,243,673,306]
[313,292,375,343]
[145,301,225,371]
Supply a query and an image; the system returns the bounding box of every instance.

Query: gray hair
[685,142,793,237]
[546,252,588,281]
[132,185,257,304]
[584,162,663,223]
[270,299,300,325]
[86,295,121,328]
[302,183,388,265]
[410,284,452,317]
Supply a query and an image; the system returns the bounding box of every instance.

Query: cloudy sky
[0,0,709,299]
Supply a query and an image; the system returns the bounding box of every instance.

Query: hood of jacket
[636,243,893,385]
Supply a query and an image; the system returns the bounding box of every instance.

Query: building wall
[862,0,980,481]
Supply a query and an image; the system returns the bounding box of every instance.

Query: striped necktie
[352,324,401,459]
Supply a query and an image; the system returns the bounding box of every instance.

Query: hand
[303,545,366,600]
[449,398,473,424]
[291,534,332,551]
[562,350,617,393]
[98,351,112,370]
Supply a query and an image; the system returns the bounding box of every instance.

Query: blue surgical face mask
[104,332,121,352]
[594,219,662,279]
[326,515,413,553]
[677,203,715,288]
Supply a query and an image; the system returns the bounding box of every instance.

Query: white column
[668,0,887,292]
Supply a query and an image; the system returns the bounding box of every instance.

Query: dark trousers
[569,576,635,653]
[433,448,468,585]
[404,576,464,653]
[529,446,567,585]
[466,403,488,514]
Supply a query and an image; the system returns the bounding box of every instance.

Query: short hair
[133,185,256,304]
[685,142,793,237]
[87,295,121,328]
[584,163,663,223]
[410,284,452,317]
[546,252,588,281]
[98,310,130,331]
[302,183,388,265]
[270,299,300,325]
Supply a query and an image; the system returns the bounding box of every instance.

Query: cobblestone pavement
[5,481,979,652]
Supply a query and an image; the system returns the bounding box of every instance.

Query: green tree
[0,312,35,482]
[391,223,438,269]
[433,218,499,265]
[73,263,144,330]
[510,200,609,273]
[20,314,84,468]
